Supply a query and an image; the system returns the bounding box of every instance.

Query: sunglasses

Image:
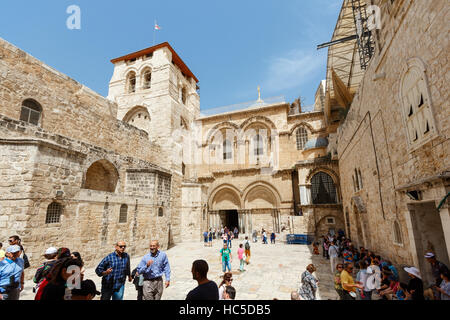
[228,279,233,282]
[337,266,343,268]
[8,240,14,243]
[118,245,126,249]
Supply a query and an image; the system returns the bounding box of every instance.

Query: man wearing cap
[424,252,449,299]
[0,245,25,300]
[71,279,101,300]
[424,252,449,286]
[33,247,58,292]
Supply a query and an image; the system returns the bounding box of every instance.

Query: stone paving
[19,237,339,300]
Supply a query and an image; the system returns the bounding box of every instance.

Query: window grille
[46,202,62,224]
[296,127,308,150]
[311,172,337,204]
[119,204,128,223]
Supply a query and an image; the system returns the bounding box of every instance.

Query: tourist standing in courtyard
[95,241,132,300]
[244,236,251,264]
[208,229,213,247]
[220,243,232,273]
[218,272,233,300]
[40,256,84,300]
[233,226,239,240]
[137,240,171,300]
[227,230,233,248]
[298,264,319,300]
[186,260,219,300]
[8,235,29,270]
[0,245,24,300]
[203,230,208,247]
[328,241,340,274]
[252,230,257,243]
[270,232,276,244]
[237,244,245,272]
[33,247,58,293]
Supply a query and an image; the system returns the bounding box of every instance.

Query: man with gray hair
[137,240,171,300]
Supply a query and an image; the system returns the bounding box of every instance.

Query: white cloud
[263,49,324,94]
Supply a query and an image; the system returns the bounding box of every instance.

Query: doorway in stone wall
[407,202,450,286]
[223,210,239,232]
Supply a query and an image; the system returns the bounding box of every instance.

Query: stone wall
[336,0,449,266]
[0,37,183,275]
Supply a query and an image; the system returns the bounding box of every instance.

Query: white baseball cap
[45,247,58,255]
[424,252,435,258]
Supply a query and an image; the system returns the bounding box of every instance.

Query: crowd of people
[0,235,172,301]
[303,230,450,300]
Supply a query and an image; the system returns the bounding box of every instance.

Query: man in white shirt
[328,241,340,273]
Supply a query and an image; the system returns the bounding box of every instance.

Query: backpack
[245,241,250,250]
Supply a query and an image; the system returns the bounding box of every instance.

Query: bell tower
[107,42,200,153]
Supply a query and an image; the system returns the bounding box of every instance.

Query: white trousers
[330,256,339,274]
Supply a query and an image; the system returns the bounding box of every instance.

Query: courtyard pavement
[19,237,339,300]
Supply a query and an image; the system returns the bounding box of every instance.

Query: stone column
[437,199,450,263]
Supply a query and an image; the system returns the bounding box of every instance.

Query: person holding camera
[0,245,25,300]
[220,243,232,273]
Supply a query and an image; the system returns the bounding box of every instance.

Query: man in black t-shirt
[186,260,219,300]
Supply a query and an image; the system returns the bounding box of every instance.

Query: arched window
[296,127,308,150]
[142,69,151,89]
[253,134,264,156]
[158,207,164,217]
[393,220,403,245]
[119,204,128,223]
[223,139,232,160]
[20,99,42,126]
[126,71,136,93]
[311,172,337,204]
[400,59,436,148]
[46,202,62,224]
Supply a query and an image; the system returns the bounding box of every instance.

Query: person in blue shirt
[95,241,132,301]
[137,240,171,300]
[0,245,24,300]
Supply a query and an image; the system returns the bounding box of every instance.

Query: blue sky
[0,0,341,111]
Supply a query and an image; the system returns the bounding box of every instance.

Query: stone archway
[208,185,242,233]
[83,160,119,193]
[243,183,281,233]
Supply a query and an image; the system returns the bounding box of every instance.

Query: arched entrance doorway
[209,186,242,232]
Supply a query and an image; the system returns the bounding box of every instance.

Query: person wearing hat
[33,247,59,292]
[424,252,449,287]
[0,245,25,300]
[404,266,424,300]
[71,279,101,300]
